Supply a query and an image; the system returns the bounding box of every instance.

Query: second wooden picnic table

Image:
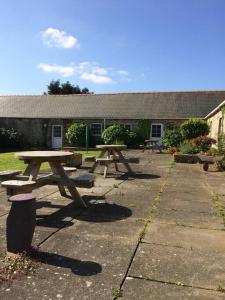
[15,151,87,207]
[89,144,133,177]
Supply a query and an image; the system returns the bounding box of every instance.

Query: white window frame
[91,123,102,136]
[150,123,164,139]
[124,123,132,131]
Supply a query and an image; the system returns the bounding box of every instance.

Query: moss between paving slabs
[112,159,174,299]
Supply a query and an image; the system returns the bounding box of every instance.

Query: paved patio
[0,150,225,299]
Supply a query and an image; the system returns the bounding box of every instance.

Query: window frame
[150,123,163,139]
[90,123,102,136]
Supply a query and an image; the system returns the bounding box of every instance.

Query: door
[52,125,63,149]
[150,123,164,145]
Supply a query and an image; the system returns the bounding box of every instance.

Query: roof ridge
[1,90,225,97]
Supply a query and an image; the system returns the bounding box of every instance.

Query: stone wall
[207,110,223,143]
[0,118,186,148]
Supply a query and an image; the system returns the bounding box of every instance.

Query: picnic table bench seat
[63,166,77,174]
[96,156,139,164]
[70,174,96,188]
[0,170,22,181]
[84,156,96,162]
[43,173,95,189]
[96,157,114,165]
[1,180,36,196]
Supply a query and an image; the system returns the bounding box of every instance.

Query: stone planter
[173,154,200,164]
[65,153,82,167]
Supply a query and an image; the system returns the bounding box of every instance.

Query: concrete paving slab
[122,277,225,299]
[129,243,225,290]
[0,232,138,300]
[153,208,224,229]
[157,194,218,214]
[143,222,225,252]
[105,188,159,219]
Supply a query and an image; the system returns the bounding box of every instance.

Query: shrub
[102,125,128,144]
[181,118,209,140]
[0,128,22,149]
[180,142,199,154]
[190,135,216,153]
[162,128,183,147]
[127,131,142,147]
[66,123,87,146]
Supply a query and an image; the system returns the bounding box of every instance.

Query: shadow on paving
[32,250,102,276]
[115,173,161,181]
[36,198,132,229]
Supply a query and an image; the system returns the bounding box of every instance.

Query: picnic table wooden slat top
[15,151,73,161]
[96,144,127,150]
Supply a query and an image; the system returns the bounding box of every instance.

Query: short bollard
[6,193,36,254]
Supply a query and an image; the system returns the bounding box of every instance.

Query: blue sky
[0,0,225,94]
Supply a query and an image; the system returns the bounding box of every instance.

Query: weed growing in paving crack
[211,192,225,227]
[112,287,122,299]
[217,285,225,293]
[0,251,39,284]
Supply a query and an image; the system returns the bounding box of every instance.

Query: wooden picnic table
[89,144,133,177]
[144,140,162,153]
[15,151,86,207]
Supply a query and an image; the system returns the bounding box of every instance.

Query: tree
[46,80,91,95]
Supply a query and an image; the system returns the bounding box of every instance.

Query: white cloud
[38,61,128,84]
[38,63,75,77]
[41,28,79,48]
[117,70,129,76]
[81,72,112,83]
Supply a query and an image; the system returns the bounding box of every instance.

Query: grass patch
[0,152,49,172]
[0,150,101,172]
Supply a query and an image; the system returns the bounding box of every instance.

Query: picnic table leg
[111,150,119,172]
[49,162,87,208]
[203,162,209,171]
[114,150,134,174]
[89,150,106,173]
[23,161,41,181]
[104,164,108,178]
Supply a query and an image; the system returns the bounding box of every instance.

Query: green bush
[181,118,209,140]
[0,128,22,149]
[66,123,87,146]
[102,125,128,144]
[190,135,216,153]
[180,142,199,154]
[162,128,183,147]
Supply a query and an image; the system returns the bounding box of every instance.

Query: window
[91,123,102,136]
[151,124,162,138]
[124,124,132,131]
[53,125,62,137]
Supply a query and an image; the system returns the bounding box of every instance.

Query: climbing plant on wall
[138,119,150,140]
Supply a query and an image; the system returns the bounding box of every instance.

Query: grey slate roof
[0,91,225,120]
